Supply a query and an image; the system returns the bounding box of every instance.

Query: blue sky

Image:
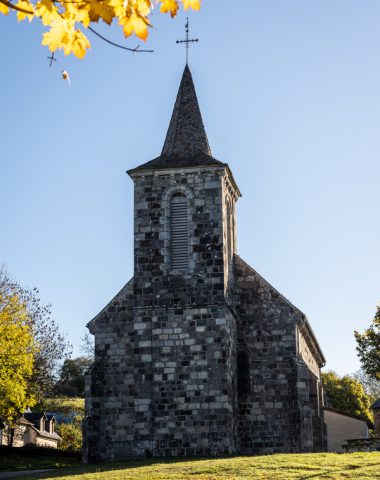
[0,1,379,375]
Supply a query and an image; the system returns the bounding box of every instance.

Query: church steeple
[128,65,225,175]
[161,65,211,158]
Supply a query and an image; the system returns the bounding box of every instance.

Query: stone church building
[84,65,326,462]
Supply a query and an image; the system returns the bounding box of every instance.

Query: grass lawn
[18,452,380,480]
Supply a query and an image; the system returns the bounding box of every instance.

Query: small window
[237,351,250,396]
[170,193,189,271]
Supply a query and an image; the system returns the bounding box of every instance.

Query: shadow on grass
[298,461,380,479]
[22,456,225,480]
[18,454,380,480]
[0,447,82,472]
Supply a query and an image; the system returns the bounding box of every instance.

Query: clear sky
[1,1,379,375]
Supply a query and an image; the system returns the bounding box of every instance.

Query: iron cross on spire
[176,18,198,64]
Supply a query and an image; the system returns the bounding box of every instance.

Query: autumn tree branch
[0,1,153,54]
[0,0,33,14]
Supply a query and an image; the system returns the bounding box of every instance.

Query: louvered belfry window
[170,193,189,271]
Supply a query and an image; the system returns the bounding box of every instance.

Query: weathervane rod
[176,17,198,65]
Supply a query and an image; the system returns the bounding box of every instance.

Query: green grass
[35,397,85,415]
[15,452,380,480]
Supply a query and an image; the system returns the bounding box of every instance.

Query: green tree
[322,371,372,422]
[352,369,380,403]
[57,416,83,451]
[355,305,380,381]
[0,291,38,444]
[55,357,93,398]
[0,267,72,402]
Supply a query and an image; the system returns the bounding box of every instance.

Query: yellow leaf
[42,19,68,52]
[160,0,178,18]
[0,2,9,15]
[135,0,151,16]
[109,0,128,22]
[42,18,90,58]
[181,0,201,11]
[35,0,60,26]
[16,0,34,22]
[120,11,149,41]
[71,29,91,58]
[88,2,115,25]
[64,3,90,27]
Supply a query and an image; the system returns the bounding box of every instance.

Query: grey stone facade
[83,66,326,462]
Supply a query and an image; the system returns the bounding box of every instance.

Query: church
[83,64,326,462]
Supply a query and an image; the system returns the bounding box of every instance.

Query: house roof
[29,424,61,441]
[127,65,227,176]
[24,412,57,425]
[24,412,46,423]
[372,398,380,410]
[46,412,76,424]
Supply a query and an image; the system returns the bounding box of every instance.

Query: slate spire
[161,65,211,158]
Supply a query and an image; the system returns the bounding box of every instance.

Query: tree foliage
[80,332,94,359]
[0,291,38,428]
[355,305,380,381]
[352,369,380,404]
[0,268,71,403]
[322,371,373,422]
[58,418,83,451]
[0,0,201,59]
[55,357,93,398]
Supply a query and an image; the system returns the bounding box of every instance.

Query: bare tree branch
[87,26,153,53]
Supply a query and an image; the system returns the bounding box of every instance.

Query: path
[0,469,54,479]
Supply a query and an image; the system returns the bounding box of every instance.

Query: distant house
[0,413,61,448]
[45,411,77,425]
[324,406,370,452]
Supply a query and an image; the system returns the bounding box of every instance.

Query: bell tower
[127,65,240,309]
[126,65,241,457]
[84,65,241,461]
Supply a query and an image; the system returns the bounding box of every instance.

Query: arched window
[237,351,250,396]
[170,193,189,271]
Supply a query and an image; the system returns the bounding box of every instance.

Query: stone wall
[298,329,321,379]
[233,255,323,454]
[84,165,240,461]
[131,166,229,307]
[84,295,239,459]
[374,407,380,437]
[84,163,325,461]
